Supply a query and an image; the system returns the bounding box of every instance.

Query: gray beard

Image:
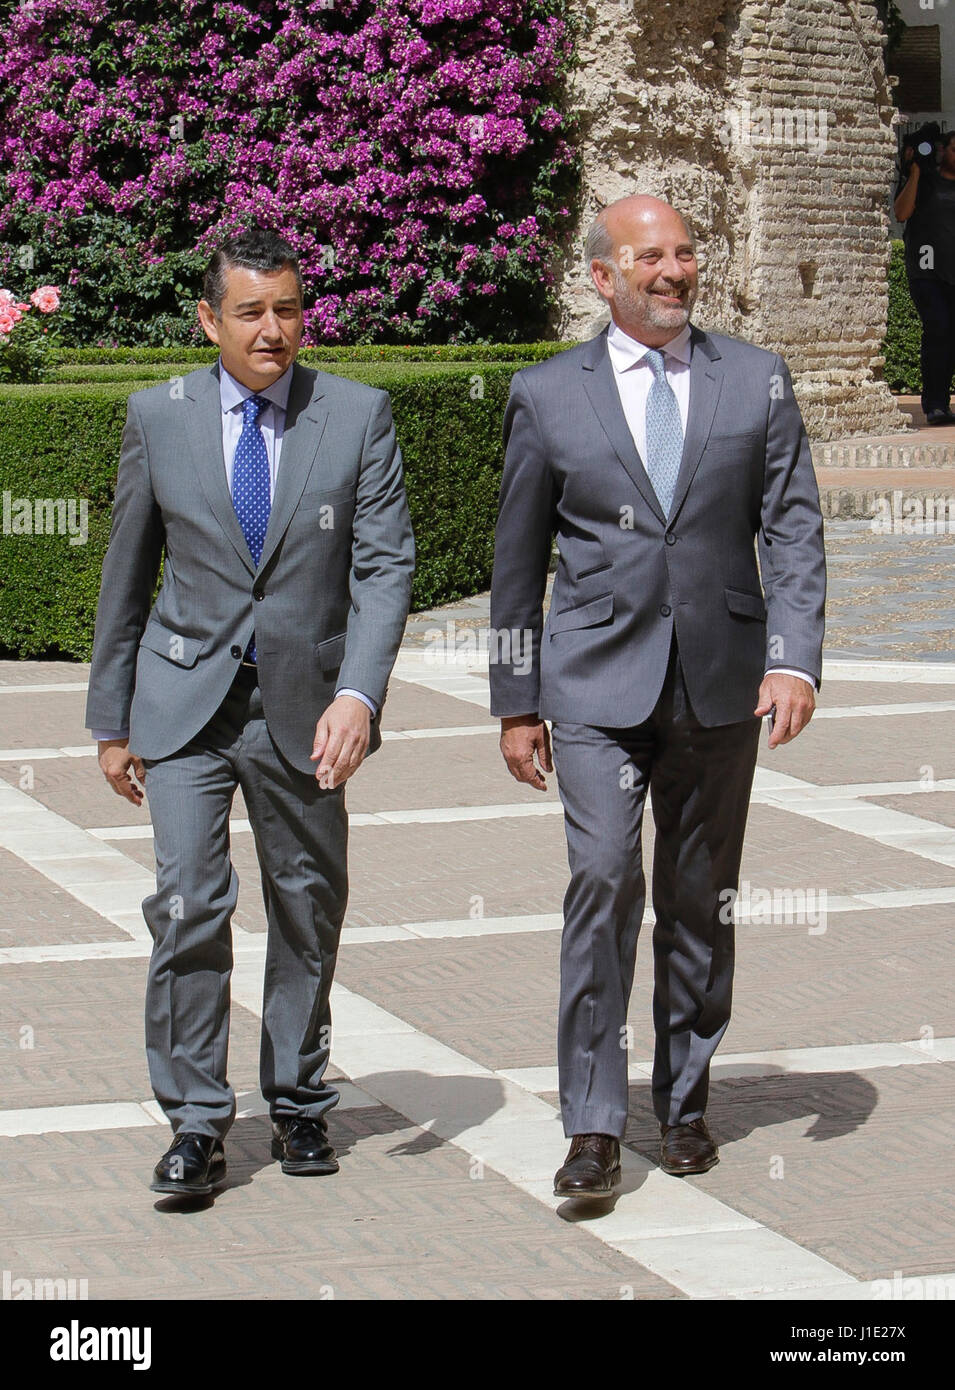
[612,272,696,334]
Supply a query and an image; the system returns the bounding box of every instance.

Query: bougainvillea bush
[0,0,579,345]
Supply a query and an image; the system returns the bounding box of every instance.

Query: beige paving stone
[762,713,955,785]
[0,961,263,1110]
[0,1115,681,1300]
[334,909,955,1071]
[618,1064,955,1281]
[738,803,955,893]
[0,849,130,947]
[815,682,955,709]
[872,791,955,829]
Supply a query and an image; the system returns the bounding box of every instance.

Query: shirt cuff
[764,667,818,690]
[91,729,129,742]
[334,688,378,717]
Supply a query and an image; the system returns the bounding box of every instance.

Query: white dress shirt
[605,319,816,695]
[90,359,375,740]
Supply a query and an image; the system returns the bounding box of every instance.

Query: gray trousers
[550,637,761,1138]
[140,666,348,1139]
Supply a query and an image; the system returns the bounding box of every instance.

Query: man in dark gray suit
[85,230,414,1195]
[489,195,825,1198]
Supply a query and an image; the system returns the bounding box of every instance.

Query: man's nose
[259,314,284,340]
[659,258,689,284]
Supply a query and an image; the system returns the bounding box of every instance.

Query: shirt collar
[606,320,693,372]
[219,360,294,415]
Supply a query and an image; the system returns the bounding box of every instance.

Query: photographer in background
[895,125,955,425]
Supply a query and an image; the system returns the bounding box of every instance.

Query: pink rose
[0,309,17,335]
[30,285,60,314]
[0,288,15,308]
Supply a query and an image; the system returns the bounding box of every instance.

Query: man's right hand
[499,714,553,792]
[98,739,146,806]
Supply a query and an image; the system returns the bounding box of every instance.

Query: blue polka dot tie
[644,349,684,519]
[232,394,271,662]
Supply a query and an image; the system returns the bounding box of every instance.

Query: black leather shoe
[660,1117,719,1175]
[150,1132,226,1195]
[553,1133,621,1199]
[271,1116,339,1175]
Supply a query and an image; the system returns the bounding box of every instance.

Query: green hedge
[50,361,529,384]
[0,363,525,659]
[883,238,925,393]
[56,342,574,366]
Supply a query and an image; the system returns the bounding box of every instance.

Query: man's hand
[754,674,816,749]
[98,739,146,805]
[500,713,553,791]
[311,695,371,788]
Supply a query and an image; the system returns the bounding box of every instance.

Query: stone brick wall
[558,0,907,440]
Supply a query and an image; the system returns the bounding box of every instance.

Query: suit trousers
[140,665,348,1139]
[549,635,761,1138]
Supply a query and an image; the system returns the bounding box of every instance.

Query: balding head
[586,194,699,346]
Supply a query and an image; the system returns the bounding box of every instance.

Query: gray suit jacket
[85,361,415,775]
[488,325,826,727]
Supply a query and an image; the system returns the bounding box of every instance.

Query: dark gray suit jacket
[488,325,826,727]
[85,361,415,774]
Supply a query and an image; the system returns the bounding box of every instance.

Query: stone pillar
[557,0,907,440]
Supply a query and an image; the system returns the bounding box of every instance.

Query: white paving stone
[0,1103,155,1137]
[610,1228,852,1298]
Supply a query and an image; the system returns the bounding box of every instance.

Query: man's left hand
[311,696,371,787]
[754,673,816,749]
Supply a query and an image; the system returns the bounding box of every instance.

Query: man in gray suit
[489,195,825,1198]
[85,229,414,1195]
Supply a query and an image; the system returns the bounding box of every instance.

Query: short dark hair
[942,130,955,150]
[202,229,303,315]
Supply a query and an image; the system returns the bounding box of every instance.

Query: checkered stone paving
[1,528,954,1300]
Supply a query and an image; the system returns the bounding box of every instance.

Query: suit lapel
[186,361,330,576]
[668,326,723,522]
[186,364,256,575]
[257,364,329,574]
[581,324,724,527]
[581,329,666,525]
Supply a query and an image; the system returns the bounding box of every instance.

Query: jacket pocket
[297,485,356,514]
[549,591,614,634]
[724,587,767,620]
[315,631,347,672]
[138,621,204,668]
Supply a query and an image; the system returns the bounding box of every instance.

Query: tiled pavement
[1,520,954,1302]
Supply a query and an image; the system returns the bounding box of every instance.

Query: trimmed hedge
[56,343,575,366]
[883,238,928,394]
[0,362,524,659]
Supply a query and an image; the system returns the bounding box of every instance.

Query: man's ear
[590,259,614,303]
[197,298,221,345]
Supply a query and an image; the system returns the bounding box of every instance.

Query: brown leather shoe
[553,1133,621,1199]
[660,1117,719,1175]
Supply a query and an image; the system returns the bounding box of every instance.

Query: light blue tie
[232,394,271,662]
[644,349,683,519]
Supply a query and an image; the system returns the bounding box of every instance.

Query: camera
[907,121,942,173]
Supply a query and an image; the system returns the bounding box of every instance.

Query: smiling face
[197,263,303,390]
[590,197,699,346]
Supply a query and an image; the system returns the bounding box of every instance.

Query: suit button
[253,589,265,601]
[660,604,672,617]
[230,644,242,659]
[665,532,676,545]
